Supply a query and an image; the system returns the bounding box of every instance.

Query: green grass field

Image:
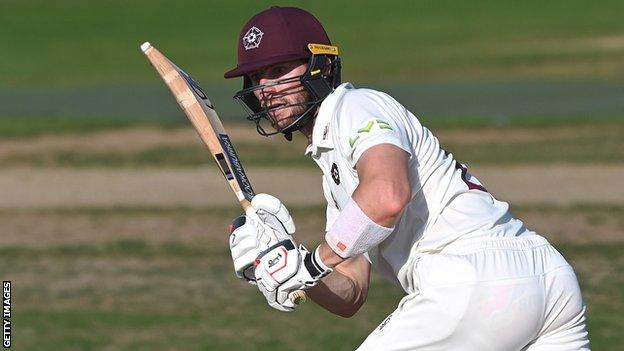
[1,122,622,349]
[1,117,622,349]
[2,122,622,168]
[1,205,622,350]
[2,0,624,86]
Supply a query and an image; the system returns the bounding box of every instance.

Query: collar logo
[242,26,264,50]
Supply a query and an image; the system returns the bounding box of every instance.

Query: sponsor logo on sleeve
[349,118,393,148]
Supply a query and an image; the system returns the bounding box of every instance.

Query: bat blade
[140,41,307,305]
[141,41,254,209]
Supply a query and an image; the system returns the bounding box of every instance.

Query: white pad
[325,198,394,258]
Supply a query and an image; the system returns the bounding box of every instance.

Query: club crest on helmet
[243,26,264,50]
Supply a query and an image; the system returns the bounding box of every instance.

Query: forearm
[306,255,370,318]
[318,240,346,267]
[302,146,408,316]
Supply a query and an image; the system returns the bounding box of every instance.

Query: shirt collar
[305,83,354,158]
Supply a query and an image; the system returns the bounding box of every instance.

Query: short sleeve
[334,90,412,167]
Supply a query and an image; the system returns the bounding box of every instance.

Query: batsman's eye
[270,66,287,76]
[249,73,261,85]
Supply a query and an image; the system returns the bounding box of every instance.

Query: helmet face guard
[233,51,341,140]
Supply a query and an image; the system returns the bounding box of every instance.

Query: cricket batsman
[225,6,590,350]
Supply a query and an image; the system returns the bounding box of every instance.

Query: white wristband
[325,198,394,258]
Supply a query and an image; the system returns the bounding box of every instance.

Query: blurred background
[1,0,623,349]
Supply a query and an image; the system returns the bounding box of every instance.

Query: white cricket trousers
[357,234,589,351]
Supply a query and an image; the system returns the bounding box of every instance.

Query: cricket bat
[140,42,306,305]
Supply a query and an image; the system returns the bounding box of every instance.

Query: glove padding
[229,194,295,282]
[252,193,295,235]
[255,239,332,312]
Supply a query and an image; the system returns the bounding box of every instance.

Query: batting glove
[254,239,332,312]
[228,194,295,283]
[251,193,296,235]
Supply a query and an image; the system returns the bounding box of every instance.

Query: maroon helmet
[225,6,332,78]
[225,6,341,139]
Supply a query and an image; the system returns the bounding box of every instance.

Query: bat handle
[241,199,254,212]
[289,290,307,305]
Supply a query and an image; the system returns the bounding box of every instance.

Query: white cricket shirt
[306,83,527,292]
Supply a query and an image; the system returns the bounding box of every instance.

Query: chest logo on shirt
[331,163,340,185]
